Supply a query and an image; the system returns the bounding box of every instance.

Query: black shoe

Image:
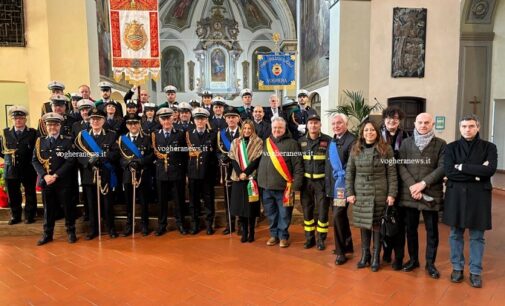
[402,260,420,272]
[240,235,247,243]
[8,218,21,225]
[470,273,482,288]
[316,239,326,251]
[425,264,440,279]
[37,234,53,246]
[206,227,215,235]
[85,232,97,240]
[335,255,347,265]
[450,270,464,283]
[141,227,149,237]
[154,228,167,236]
[177,225,188,235]
[222,227,231,235]
[68,232,77,244]
[109,231,118,239]
[392,259,403,271]
[357,250,371,269]
[122,228,132,237]
[248,233,255,243]
[189,226,200,235]
[24,218,35,224]
[371,252,380,272]
[303,238,316,249]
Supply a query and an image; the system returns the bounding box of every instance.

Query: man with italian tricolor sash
[257,117,303,248]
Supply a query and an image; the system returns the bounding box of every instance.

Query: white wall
[369,0,461,142]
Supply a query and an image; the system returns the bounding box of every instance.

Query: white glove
[297,124,306,134]
[131,86,137,92]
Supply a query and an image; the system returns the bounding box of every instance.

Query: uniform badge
[300,142,307,147]
[320,141,328,147]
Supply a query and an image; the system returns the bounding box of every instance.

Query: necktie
[107,118,113,125]
[198,131,204,137]
[49,137,55,148]
[132,136,136,142]
[164,132,169,140]
[16,130,22,138]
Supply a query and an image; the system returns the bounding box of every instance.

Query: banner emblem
[124,20,148,51]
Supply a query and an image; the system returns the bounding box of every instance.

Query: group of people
[1,80,497,289]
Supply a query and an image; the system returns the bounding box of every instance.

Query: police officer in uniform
[174,102,196,132]
[209,96,228,131]
[75,109,119,239]
[141,102,160,134]
[33,112,77,245]
[41,81,70,115]
[289,89,315,140]
[158,85,179,108]
[104,100,124,135]
[39,94,77,138]
[118,114,153,236]
[298,113,332,250]
[2,106,37,224]
[69,93,83,121]
[217,107,241,235]
[237,88,254,121]
[200,90,214,117]
[152,108,188,236]
[95,81,124,117]
[71,99,95,220]
[186,107,217,235]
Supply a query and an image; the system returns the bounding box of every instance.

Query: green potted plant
[327,90,383,136]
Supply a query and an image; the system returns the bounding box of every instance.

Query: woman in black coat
[229,120,263,242]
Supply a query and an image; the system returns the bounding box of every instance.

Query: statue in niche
[162,49,184,90]
[211,49,226,82]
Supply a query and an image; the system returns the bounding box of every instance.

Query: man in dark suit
[186,107,217,235]
[253,106,271,140]
[152,108,188,236]
[263,94,286,122]
[32,112,77,245]
[2,106,37,224]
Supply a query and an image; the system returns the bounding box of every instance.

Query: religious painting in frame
[391,7,427,78]
[300,0,330,89]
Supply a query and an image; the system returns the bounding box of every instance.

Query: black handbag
[380,206,399,238]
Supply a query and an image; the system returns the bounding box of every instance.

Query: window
[0,0,25,47]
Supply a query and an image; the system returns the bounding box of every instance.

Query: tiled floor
[1,191,505,305]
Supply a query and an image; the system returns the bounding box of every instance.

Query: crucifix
[469,96,481,114]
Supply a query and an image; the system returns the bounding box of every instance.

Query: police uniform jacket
[118,133,153,184]
[210,116,227,131]
[141,118,160,134]
[238,106,254,121]
[72,120,90,138]
[174,120,195,132]
[152,129,187,181]
[299,133,331,180]
[253,120,271,140]
[105,116,124,136]
[217,128,240,177]
[186,129,217,179]
[76,129,119,185]
[2,127,37,179]
[32,135,76,188]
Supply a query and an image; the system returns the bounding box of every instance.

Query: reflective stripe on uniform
[317,220,329,233]
[304,219,315,232]
[303,155,326,160]
[304,173,325,179]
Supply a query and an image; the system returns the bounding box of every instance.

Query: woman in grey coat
[346,120,398,272]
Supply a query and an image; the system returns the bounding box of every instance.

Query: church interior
[1,0,505,304]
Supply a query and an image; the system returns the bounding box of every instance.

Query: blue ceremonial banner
[257,52,296,90]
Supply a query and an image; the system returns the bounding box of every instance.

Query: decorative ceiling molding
[465,0,497,24]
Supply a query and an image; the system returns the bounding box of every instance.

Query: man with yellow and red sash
[257,117,303,248]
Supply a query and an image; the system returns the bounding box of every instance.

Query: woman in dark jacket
[380,106,409,269]
[346,120,398,272]
[229,120,263,242]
